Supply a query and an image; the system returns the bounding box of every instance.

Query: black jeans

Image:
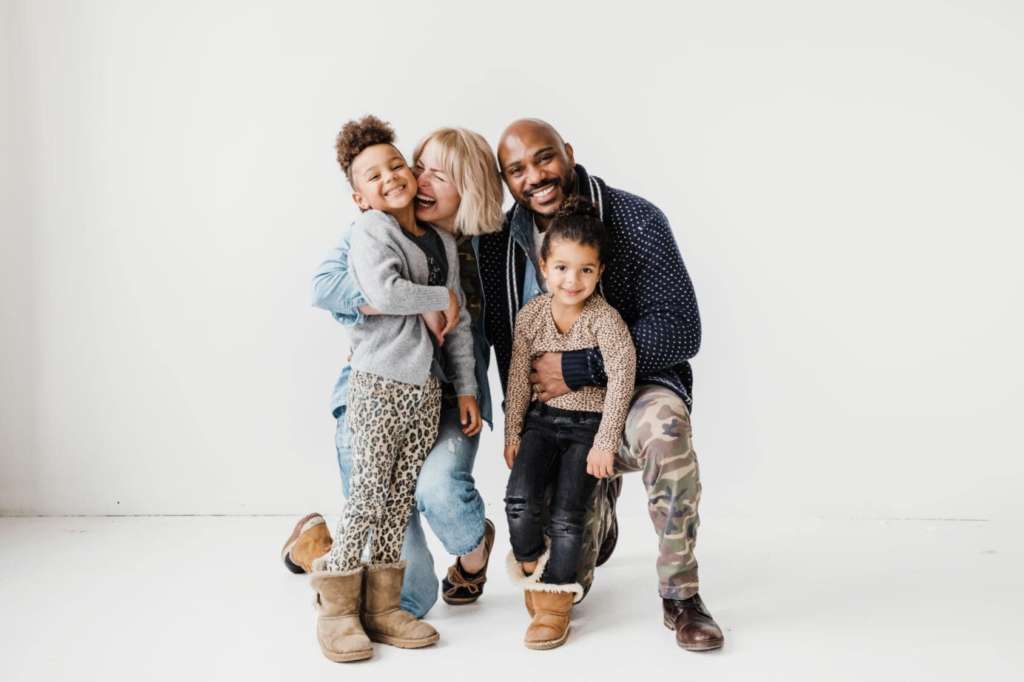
[505,402,601,585]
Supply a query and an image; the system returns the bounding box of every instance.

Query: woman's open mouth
[415,193,436,208]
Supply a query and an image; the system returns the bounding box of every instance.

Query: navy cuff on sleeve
[562,349,596,391]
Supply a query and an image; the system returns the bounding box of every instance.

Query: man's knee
[625,391,694,470]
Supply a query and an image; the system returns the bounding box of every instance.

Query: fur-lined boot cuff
[504,549,585,604]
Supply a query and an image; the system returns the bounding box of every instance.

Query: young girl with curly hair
[308,115,477,662]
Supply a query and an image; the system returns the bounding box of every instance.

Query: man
[476,119,723,650]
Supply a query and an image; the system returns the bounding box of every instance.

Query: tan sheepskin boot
[361,562,439,649]
[309,558,373,662]
[506,549,584,650]
[282,513,333,574]
[524,590,577,650]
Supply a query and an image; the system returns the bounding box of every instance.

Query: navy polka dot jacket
[476,165,701,412]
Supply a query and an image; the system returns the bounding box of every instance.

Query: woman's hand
[421,310,447,346]
[586,447,615,479]
[504,444,519,470]
[441,288,460,336]
[458,395,482,436]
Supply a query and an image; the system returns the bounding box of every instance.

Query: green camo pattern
[569,384,702,600]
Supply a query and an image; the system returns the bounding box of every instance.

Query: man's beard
[516,169,577,216]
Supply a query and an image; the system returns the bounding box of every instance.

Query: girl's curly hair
[335,115,396,184]
[542,195,608,264]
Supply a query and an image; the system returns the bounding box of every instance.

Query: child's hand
[420,310,447,347]
[458,395,482,436]
[441,288,460,337]
[586,447,615,479]
[504,444,519,470]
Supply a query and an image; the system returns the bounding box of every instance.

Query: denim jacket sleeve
[310,222,369,326]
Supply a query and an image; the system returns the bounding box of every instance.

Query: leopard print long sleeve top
[504,293,636,453]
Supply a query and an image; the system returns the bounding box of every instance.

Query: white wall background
[2,0,1022,522]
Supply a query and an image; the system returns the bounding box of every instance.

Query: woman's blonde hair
[413,128,505,237]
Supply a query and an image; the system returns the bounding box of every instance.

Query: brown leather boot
[282,513,333,574]
[524,589,576,650]
[525,590,535,618]
[309,560,373,662]
[361,562,439,649]
[663,594,724,651]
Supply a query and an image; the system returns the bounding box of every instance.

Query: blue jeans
[335,405,485,617]
[505,402,601,585]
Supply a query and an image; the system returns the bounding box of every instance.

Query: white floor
[0,515,1019,682]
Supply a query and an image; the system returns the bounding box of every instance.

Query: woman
[284,127,505,617]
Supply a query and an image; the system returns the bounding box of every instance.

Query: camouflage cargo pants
[555,383,702,600]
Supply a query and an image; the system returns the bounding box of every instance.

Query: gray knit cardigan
[347,210,477,396]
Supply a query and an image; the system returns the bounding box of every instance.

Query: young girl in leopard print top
[503,196,636,650]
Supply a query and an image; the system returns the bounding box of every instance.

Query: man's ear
[564,142,575,167]
[351,191,370,212]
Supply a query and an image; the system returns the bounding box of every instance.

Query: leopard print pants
[326,370,442,572]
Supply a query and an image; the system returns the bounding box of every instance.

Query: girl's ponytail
[555,194,601,221]
[542,196,609,264]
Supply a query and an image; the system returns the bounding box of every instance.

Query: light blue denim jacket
[311,222,493,429]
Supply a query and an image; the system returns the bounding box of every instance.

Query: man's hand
[458,395,482,436]
[441,288,460,337]
[504,444,519,470]
[421,310,447,347]
[530,352,570,402]
[586,447,615,479]
[357,304,382,316]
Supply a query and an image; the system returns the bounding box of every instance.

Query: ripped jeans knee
[505,493,546,562]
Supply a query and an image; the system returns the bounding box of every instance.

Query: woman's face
[413,140,462,232]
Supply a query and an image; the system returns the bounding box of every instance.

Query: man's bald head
[499,119,565,156]
[497,119,577,226]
